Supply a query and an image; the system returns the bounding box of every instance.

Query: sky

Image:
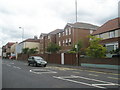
[0,0,119,49]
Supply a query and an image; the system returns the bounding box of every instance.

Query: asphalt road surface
[2,59,120,89]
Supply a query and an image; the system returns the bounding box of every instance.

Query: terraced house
[56,22,99,53]
[92,17,120,53]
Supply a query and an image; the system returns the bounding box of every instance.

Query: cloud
[0,0,119,47]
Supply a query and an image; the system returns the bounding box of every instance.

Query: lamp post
[19,27,24,41]
[19,27,26,50]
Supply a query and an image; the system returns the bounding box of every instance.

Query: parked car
[28,56,47,67]
[9,54,16,59]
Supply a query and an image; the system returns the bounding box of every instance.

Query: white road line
[89,74,98,77]
[71,75,119,85]
[13,66,21,69]
[53,76,106,89]
[29,69,57,74]
[6,64,11,67]
[53,75,119,88]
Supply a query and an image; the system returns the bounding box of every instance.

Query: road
[2,59,120,89]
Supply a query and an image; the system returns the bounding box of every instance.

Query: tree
[22,48,29,54]
[86,35,107,58]
[69,40,84,54]
[22,48,38,54]
[28,48,38,54]
[47,43,61,53]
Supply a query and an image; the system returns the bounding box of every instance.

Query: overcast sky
[0,0,119,48]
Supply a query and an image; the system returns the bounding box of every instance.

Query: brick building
[56,22,99,52]
[39,29,63,53]
[92,17,120,52]
[2,42,16,58]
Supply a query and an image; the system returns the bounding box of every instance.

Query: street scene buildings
[2,17,120,59]
[1,1,120,89]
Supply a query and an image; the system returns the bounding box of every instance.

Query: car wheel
[34,63,37,67]
[44,64,46,67]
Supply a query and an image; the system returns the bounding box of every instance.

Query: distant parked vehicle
[28,56,47,67]
[9,54,16,59]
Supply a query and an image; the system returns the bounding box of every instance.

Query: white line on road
[29,69,57,74]
[53,76,106,89]
[89,74,99,77]
[53,75,120,89]
[6,64,11,67]
[13,66,21,69]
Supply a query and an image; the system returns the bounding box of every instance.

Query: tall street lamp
[19,27,24,41]
[19,27,25,50]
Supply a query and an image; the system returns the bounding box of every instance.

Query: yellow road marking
[107,77,120,80]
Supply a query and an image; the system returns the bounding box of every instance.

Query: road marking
[10,63,14,64]
[13,66,21,69]
[30,69,57,74]
[53,76,106,89]
[53,75,119,89]
[85,70,120,75]
[6,64,11,67]
[107,77,120,80]
[46,66,77,71]
[73,71,80,74]
[89,74,98,77]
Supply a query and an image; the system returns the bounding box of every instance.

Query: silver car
[28,56,47,67]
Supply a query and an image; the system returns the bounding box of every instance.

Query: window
[63,40,65,46]
[48,35,50,39]
[59,41,61,46]
[109,31,115,38]
[65,29,68,35]
[66,39,68,46]
[59,33,61,37]
[69,28,71,35]
[63,32,65,36]
[69,38,71,46]
[115,30,118,37]
[90,30,93,34]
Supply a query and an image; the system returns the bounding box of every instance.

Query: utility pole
[75,0,78,22]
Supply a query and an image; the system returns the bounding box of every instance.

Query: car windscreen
[34,57,43,60]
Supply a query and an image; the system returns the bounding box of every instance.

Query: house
[16,38,40,59]
[2,42,16,58]
[39,29,63,54]
[56,22,99,53]
[92,17,120,53]
[39,33,47,54]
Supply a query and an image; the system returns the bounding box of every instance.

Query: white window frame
[109,31,115,38]
[69,27,71,35]
[65,28,68,35]
[59,41,61,46]
[59,33,61,37]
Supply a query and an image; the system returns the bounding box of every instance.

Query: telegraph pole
[75,0,78,22]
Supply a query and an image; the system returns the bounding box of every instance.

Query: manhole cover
[30,69,57,74]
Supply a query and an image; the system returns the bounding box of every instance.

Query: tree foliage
[22,48,38,54]
[47,43,61,53]
[69,40,84,54]
[86,35,107,58]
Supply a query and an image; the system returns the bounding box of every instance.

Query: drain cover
[30,69,57,74]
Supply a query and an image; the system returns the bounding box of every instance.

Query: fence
[17,53,119,69]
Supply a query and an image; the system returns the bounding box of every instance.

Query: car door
[28,57,33,64]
